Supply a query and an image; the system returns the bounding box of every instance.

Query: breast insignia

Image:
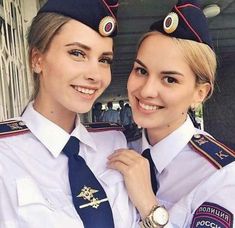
[0,120,29,138]
[83,122,124,132]
[190,134,235,169]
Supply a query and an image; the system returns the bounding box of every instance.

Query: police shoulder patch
[83,122,124,132]
[189,134,235,169]
[191,202,233,228]
[0,120,29,138]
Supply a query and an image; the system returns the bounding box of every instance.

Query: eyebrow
[65,42,113,56]
[135,59,184,77]
[160,71,184,77]
[65,42,91,51]
[135,59,147,68]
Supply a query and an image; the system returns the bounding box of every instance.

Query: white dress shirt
[132,116,235,228]
[0,103,138,228]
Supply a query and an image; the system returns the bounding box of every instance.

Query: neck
[33,98,77,134]
[146,116,187,146]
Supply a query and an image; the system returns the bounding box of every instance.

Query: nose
[84,60,102,82]
[140,76,160,98]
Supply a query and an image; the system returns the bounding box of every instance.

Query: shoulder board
[83,122,124,132]
[189,134,235,169]
[0,120,29,138]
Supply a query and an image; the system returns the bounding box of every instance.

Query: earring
[33,66,41,74]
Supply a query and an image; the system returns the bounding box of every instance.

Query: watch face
[153,206,169,226]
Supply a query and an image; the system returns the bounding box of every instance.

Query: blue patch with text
[191,202,233,228]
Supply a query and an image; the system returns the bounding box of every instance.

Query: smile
[72,86,96,95]
[139,101,163,110]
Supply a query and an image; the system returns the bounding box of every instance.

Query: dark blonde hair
[138,31,217,100]
[27,12,71,99]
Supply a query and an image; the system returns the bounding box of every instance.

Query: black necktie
[142,149,159,194]
[63,136,114,228]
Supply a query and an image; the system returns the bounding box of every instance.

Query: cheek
[41,59,60,81]
[167,90,194,109]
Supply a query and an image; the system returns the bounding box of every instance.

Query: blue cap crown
[38,0,119,37]
[150,0,213,49]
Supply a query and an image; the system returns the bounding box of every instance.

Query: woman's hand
[107,149,158,218]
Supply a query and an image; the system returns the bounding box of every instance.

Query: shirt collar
[21,102,97,158]
[141,116,197,173]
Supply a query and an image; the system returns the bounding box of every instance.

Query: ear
[192,83,211,108]
[31,48,43,74]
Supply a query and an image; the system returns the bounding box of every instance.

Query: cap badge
[163,12,179,34]
[99,16,116,36]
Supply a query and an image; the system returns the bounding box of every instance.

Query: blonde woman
[108,0,235,227]
[0,0,138,227]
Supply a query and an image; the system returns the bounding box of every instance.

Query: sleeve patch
[191,202,233,228]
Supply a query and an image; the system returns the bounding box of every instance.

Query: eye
[135,67,148,76]
[163,76,178,84]
[99,57,113,65]
[68,49,86,59]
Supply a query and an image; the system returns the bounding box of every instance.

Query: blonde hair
[138,31,217,100]
[27,12,71,100]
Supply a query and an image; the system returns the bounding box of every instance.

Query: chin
[77,106,93,114]
[67,103,93,114]
[132,114,151,129]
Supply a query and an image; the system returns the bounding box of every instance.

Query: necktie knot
[63,136,80,158]
[142,148,151,160]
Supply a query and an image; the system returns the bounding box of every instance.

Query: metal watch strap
[139,205,167,228]
[140,217,159,228]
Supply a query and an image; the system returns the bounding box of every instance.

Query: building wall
[0,0,39,120]
[204,61,235,149]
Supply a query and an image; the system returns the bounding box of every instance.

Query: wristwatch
[140,205,169,228]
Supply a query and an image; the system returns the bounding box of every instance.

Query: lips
[138,100,164,111]
[72,85,96,95]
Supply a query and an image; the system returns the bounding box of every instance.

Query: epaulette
[0,120,29,138]
[83,122,124,132]
[189,134,235,169]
